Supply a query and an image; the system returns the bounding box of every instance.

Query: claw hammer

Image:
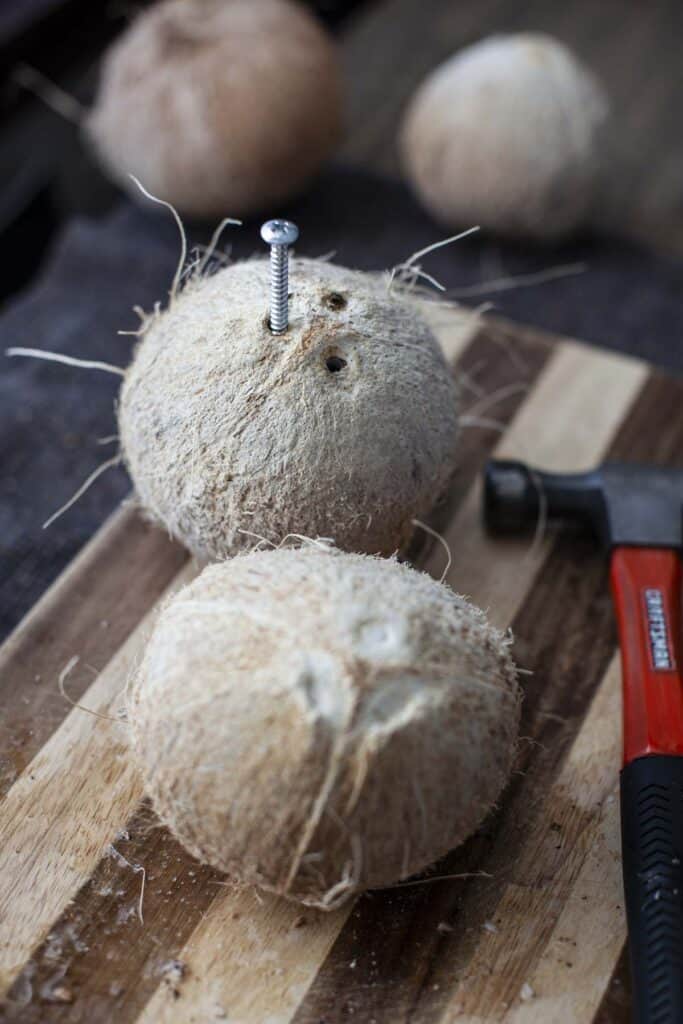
[484,459,683,1024]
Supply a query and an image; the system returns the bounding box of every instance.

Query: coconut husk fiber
[127,545,520,908]
[118,255,459,561]
[3,166,683,639]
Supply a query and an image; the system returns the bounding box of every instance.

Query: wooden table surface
[1,300,678,1022]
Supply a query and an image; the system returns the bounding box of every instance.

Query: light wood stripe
[423,300,483,362]
[137,890,349,1024]
[134,343,645,1024]
[509,813,623,1024]
[0,565,195,995]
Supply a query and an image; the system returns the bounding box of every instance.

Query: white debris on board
[40,970,73,1004]
[520,982,535,1001]
[160,959,186,985]
[105,844,146,923]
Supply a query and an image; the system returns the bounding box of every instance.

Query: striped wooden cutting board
[1,301,671,1024]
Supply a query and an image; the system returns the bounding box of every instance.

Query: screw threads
[260,220,299,336]
[269,244,289,334]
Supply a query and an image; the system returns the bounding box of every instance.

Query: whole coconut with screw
[86,0,342,217]
[128,546,520,908]
[118,253,460,560]
[400,34,609,240]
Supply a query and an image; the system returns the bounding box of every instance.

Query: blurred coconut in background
[400,34,610,241]
[87,0,343,218]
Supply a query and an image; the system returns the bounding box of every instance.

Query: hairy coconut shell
[128,547,520,908]
[400,33,609,240]
[118,257,460,560]
[87,0,342,217]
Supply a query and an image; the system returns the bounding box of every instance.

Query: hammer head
[484,460,683,550]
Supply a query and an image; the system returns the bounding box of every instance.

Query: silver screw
[260,219,299,334]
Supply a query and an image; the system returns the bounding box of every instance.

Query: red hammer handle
[611,547,683,1024]
[610,547,683,764]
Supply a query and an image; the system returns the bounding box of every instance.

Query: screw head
[260,219,299,246]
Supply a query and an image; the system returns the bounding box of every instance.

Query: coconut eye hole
[325,355,347,373]
[323,292,347,311]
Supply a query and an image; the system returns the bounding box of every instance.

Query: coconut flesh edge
[118,256,461,561]
[128,546,520,909]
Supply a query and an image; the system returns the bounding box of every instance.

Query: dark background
[2,0,683,648]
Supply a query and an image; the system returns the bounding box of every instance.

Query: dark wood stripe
[593,947,631,1024]
[607,372,683,465]
[0,324,552,1024]
[0,803,220,1022]
[0,506,187,800]
[294,369,683,1023]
